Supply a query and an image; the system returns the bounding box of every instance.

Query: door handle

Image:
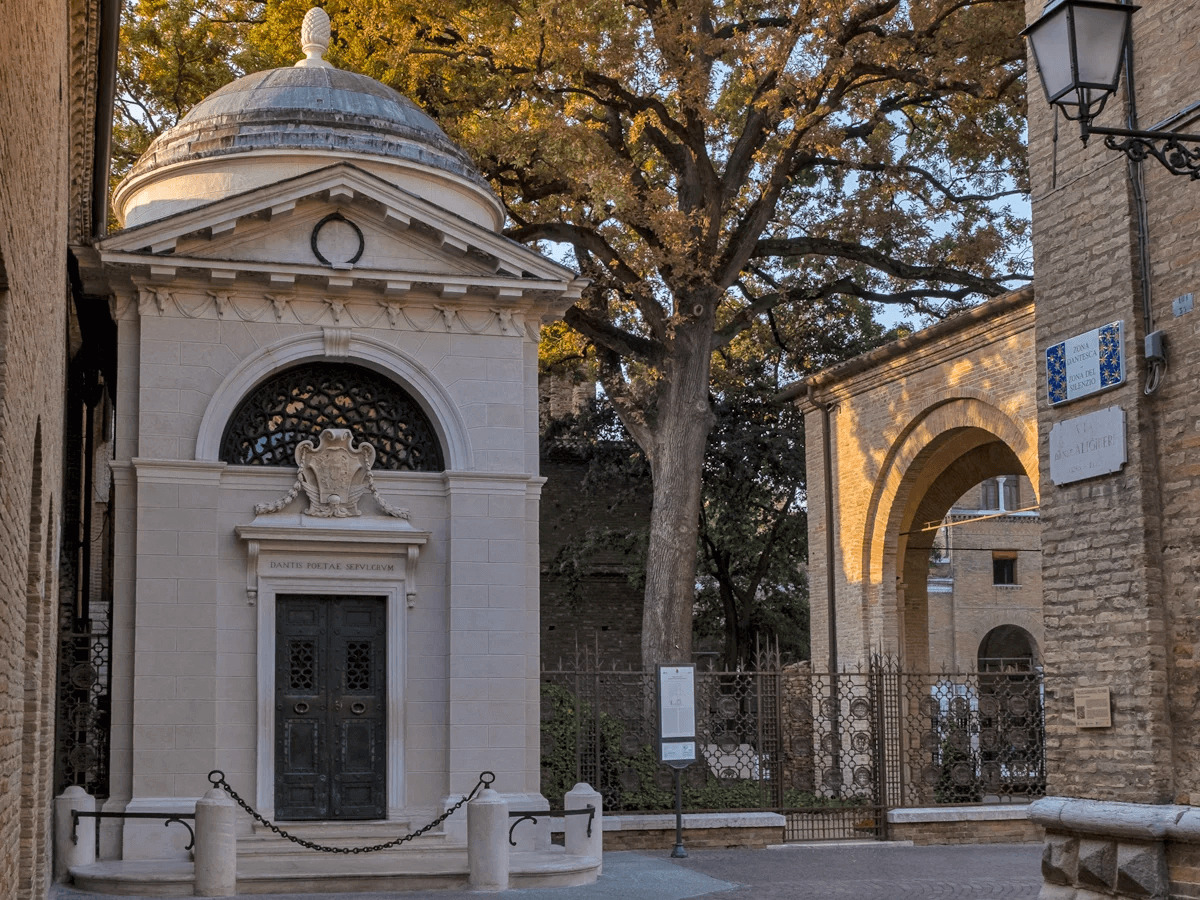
[351,702,366,715]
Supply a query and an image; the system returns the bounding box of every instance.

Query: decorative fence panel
[541,652,1044,842]
[55,630,112,796]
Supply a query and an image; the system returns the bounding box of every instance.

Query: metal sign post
[657,664,696,859]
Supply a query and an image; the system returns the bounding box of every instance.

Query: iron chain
[206,769,494,854]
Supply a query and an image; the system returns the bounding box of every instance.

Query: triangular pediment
[99,163,585,302]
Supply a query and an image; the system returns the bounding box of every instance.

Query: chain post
[205,769,494,854]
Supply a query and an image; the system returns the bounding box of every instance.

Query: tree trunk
[639,316,716,668]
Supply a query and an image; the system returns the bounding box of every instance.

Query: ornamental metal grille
[289,640,317,691]
[542,650,1045,843]
[55,630,112,797]
[345,642,372,692]
[219,362,444,470]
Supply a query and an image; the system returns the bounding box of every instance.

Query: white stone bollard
[194,788,237,897]
[55,786,97,881]
[564,783,603,873]
[467,788,510,891]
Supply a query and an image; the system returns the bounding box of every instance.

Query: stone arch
[978,623,1040,671]
[195,332,473,470]
[861,395,1038,669]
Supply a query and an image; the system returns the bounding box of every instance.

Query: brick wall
[540,457,649,670]
[1023,0,1189,808]
[888,817,1042,846]
[0,0,73,897]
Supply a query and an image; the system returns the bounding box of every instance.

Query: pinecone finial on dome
[295,7,333,68]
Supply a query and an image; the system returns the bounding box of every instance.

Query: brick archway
[788,288,1038,669]
[866,404,1035,669]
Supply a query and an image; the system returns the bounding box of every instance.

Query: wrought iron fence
[541,652,1045,842]
[55,630,112,797]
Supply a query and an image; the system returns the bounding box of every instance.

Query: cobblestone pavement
[669,842,1043,899]
[53,842,1044,900]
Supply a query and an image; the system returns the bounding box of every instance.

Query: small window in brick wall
[992,552,1017,585]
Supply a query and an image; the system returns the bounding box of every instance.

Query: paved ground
[53,842,1044,900]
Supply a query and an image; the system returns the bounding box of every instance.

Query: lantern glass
[1072,3,1132,90]
[1023,0,1137,122]
[1025,2,1074,102]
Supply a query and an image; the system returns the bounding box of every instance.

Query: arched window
[219,362,444,470]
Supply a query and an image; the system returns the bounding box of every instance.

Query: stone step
[69,848,601,895]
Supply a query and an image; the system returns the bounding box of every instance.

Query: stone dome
[114,9,502,230]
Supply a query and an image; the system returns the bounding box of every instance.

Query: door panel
[276,594,386,820]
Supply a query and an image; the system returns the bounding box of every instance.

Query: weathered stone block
[1043,833,1080,885]
[1076,838,1117,891]
[1037,883,1077,900]
[1116,841,1167,899]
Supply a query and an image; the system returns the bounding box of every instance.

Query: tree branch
[564,306,661,365]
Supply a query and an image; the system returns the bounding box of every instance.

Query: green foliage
[539,683,624,806]
[540,683,779,812]
[114,0,263,181]
[695,370,810,668]
[113,0,1032,663]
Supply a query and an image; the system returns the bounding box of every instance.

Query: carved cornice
[116,286,535,337]
[67,0,101,244]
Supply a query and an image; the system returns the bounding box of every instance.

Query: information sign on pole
[657,664,696,859]
[657,664,697,766]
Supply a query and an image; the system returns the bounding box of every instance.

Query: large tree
[116,0,1030,666]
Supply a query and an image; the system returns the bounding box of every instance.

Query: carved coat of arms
[255,428,409,519]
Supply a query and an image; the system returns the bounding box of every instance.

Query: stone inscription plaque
[1049,405,1126,485]
[1045,320,1124,405]
[267,559,397,573]
[1074,687,1112,728]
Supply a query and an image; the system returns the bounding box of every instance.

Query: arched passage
[790,288,1040,672]
[865,396,1038,670]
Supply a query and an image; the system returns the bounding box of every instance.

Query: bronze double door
[275,594,387,820]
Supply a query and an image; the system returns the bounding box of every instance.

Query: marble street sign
[1049,405,1127,485]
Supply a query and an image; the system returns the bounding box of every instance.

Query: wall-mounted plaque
[1046,321,1124,405]
[1049,405,1126,485]
[1074,687,1112,728]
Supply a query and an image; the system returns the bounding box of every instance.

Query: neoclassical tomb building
[92,11,584,861]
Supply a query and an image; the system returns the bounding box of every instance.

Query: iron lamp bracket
[1085,123,1200,179]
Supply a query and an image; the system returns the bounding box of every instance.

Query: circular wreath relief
[219,362,445,471]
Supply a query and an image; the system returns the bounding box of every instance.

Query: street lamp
[1023,0,1200,178]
